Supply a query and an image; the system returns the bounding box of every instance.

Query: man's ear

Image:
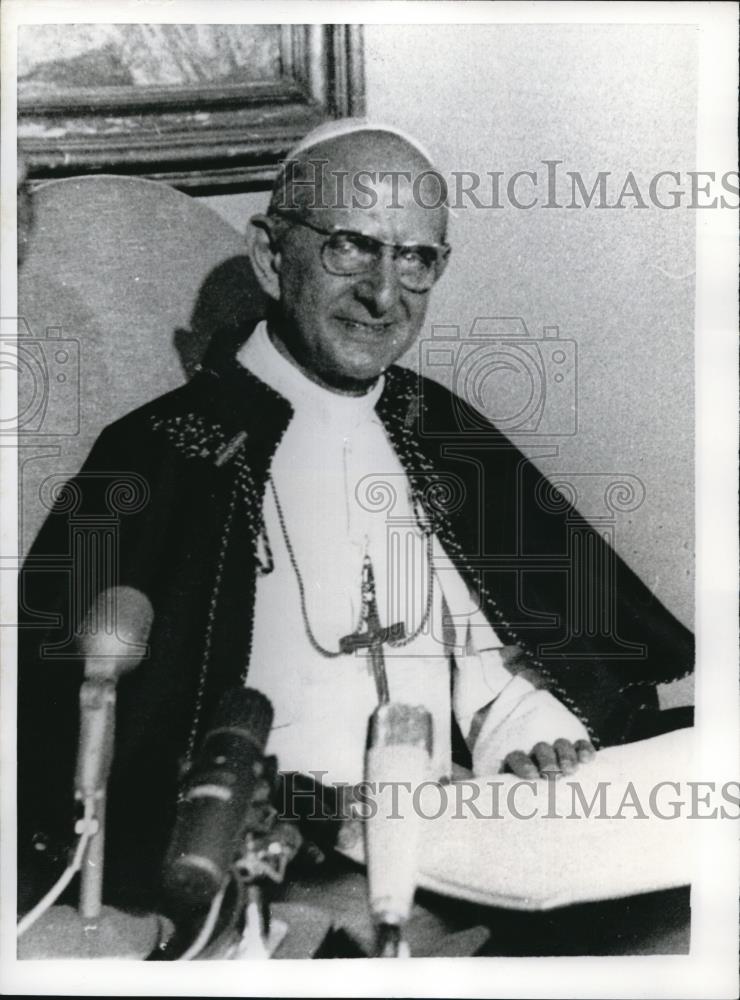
[248,214,282,302]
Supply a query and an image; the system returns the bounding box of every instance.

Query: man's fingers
[574,739,596,763]
[553,738,578,775]
[532,741,560,777]
[504,740,595,780]
[504,750,539,779]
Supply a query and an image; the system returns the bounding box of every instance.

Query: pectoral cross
[339,556,405,705]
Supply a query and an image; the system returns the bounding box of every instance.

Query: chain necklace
[268,477,434,659]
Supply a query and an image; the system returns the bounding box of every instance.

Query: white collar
[236,321,384,427]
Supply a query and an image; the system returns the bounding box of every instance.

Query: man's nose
[353,252,401,316]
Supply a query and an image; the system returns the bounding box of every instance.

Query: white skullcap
[274,117,454,218]
[283,116,438,168]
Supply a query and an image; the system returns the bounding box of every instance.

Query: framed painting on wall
[17,23,365,192]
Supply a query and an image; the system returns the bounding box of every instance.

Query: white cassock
[238,322,589,786]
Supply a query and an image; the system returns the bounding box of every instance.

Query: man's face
[266,173,448,393]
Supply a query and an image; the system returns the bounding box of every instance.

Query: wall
[199,23,696,702]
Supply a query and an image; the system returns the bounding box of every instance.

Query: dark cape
[17,359,693,913]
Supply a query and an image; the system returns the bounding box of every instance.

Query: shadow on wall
[174,255,265,378]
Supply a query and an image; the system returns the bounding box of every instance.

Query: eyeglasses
[270,209,451,292]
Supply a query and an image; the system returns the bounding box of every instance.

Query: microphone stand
[375,921,409,959]
[231,833,291,960]
[79,791,106,919]
[364,702,433,960]
[75,675,117,920]
[191,820,301,960]
[74,586,153,921]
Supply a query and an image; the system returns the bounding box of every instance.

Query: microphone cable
[176,878,230,961]
[16,797,96,938]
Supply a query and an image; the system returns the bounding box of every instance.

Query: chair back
[16,174,265,555]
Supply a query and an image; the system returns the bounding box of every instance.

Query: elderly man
[18,120,693,918]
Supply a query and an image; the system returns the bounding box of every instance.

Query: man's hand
[504,739,595,779]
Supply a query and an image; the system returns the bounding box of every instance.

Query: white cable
[177,881,228,961]
[17,798,96,938]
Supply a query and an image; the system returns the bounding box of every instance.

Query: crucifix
[339,555,406,704]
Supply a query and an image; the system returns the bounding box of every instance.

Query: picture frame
[17,23,365,192]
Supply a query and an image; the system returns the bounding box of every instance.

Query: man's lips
[335,316,395,333]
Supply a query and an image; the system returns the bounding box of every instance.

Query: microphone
[364,703,433,958]
[162,687,274,914]
[75,586,154,799]
[75,584,154,681]
[17,586,156,956]
[74,586,153,918]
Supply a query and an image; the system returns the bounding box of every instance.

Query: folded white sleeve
[444,562,591,777]
[470,674,591,776]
